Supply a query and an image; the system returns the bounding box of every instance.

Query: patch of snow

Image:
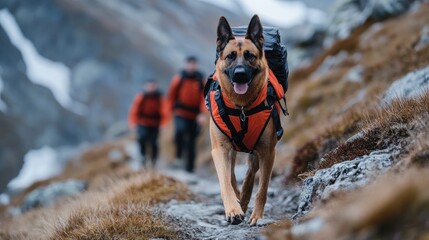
[237,0,327,28]
[198,0,327,28]
[0,193,10,205]
[0,9,86,114]
[7,146,62,190]
[0,74,6,112]
[381,66,429,106]
[198,0,237,11]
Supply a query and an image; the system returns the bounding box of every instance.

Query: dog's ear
[217,16,234,52]
[245,15,264,53]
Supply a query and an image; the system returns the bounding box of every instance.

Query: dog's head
[215,15,268,105]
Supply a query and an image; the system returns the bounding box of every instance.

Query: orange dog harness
[205,70,287,153]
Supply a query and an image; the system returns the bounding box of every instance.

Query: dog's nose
[233,67,247,81]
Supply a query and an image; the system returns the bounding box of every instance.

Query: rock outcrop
[381,65,429,106]
[295,147,397,217]
[326,0,417,44]
[19,179,87,213]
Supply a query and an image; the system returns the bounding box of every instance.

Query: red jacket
[128,91,166,128]
[168,71,206,120]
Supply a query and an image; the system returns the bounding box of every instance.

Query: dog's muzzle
[224,65,259,85]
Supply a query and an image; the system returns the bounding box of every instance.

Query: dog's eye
[226,52,236,61]
[244,51,256,62]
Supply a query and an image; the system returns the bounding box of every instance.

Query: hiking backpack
[138,90,162,121]
[173,70,205,116]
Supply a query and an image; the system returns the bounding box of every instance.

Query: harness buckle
[240,106,247,122]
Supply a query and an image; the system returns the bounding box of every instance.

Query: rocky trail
[160,166,300,240]
[123,142,300,240]
[143,134,400,239]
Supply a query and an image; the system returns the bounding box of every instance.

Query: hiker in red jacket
[168,56,206,172]
[129,80,164,167]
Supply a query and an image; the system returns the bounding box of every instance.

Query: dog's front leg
[230,151,240,199]
[240,154,259,214]
[212,147,245,225]
[248,150,275,226]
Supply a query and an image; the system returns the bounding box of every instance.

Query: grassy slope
[0,142,196,240]
[265,2,429,240]
[280,3,429,179]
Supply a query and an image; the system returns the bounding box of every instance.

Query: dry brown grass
[264,219,293,240]
[111,174,193,205]
[288,93,429,180]
[287,4,427,126]
[50,173,194,240]
[269,167,429,240]
[319,131,380,169]
[0,173,195,240]
[364,92,429,133]
[279,3,429,178]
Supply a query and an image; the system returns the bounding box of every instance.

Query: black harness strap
[213,87,250,152]
[266,84,284,140]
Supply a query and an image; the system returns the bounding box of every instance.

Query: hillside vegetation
[1,1,429,240]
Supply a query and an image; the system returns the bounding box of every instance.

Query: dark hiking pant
[174,116,199,172]
[137,125,159,165]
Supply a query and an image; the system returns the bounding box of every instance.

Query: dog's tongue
[233,83,249,94]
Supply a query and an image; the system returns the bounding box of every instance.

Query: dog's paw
[225,208,245,225]
[248,213,262,226]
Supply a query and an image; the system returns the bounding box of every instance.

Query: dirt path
[161,168,300,240]
[125,142,299,239]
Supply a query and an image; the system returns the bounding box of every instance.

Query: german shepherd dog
[210,15,277,226]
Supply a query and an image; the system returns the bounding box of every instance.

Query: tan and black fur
[210,15,277,226]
